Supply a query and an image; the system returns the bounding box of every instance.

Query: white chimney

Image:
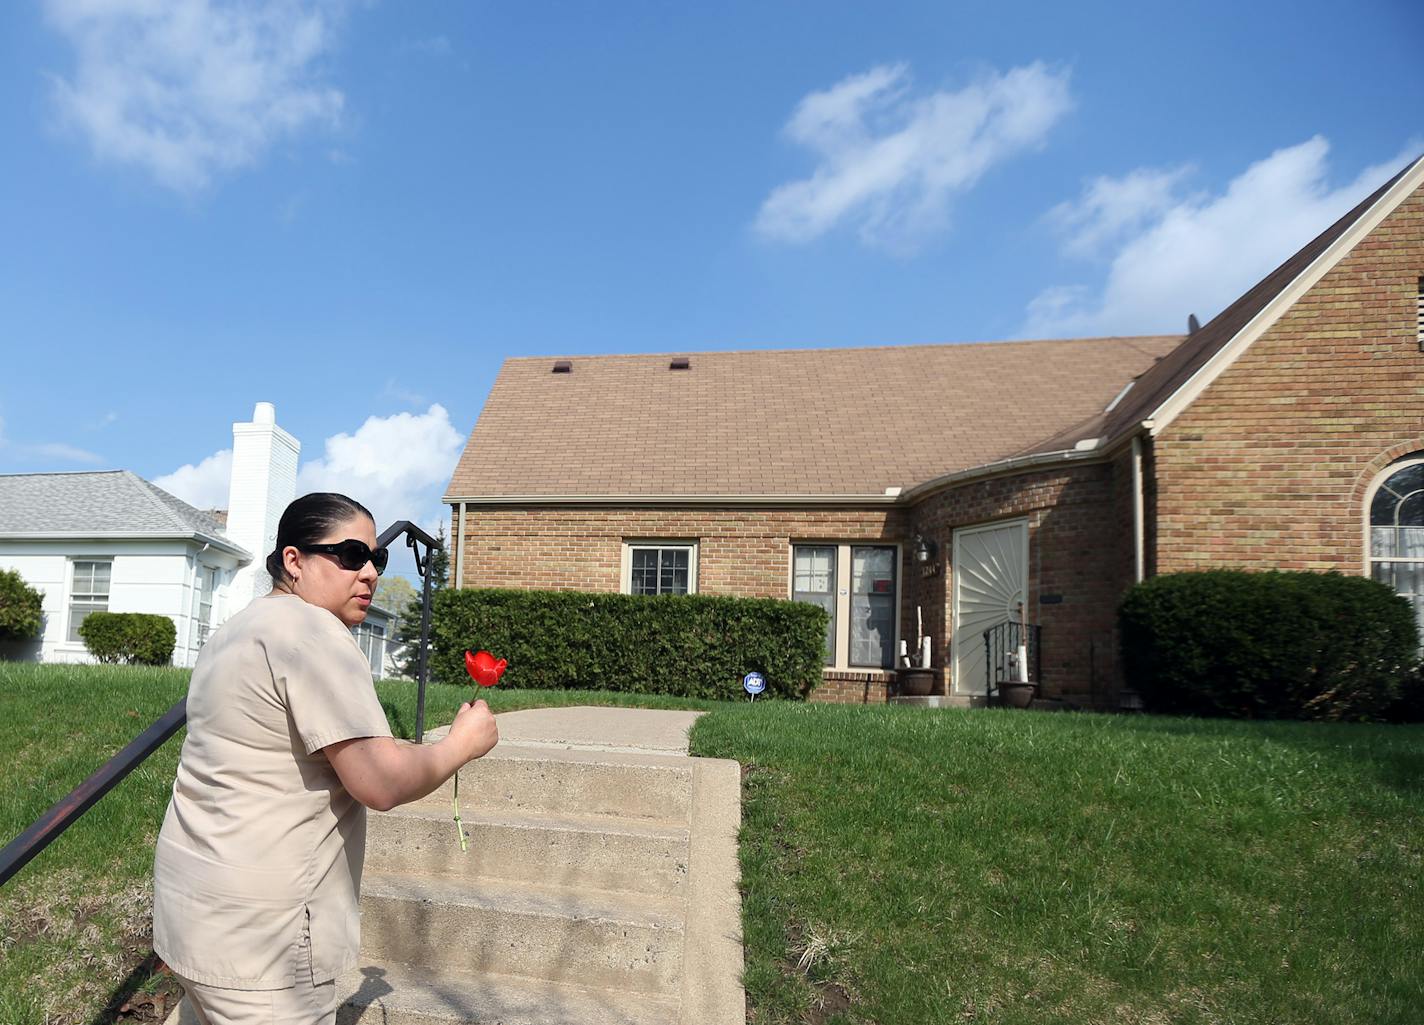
[226,402,300,610]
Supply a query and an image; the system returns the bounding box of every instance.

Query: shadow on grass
[381,699,410,741]
[90,950,175,1025]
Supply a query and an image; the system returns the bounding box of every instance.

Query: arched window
[1369,457,1424,638]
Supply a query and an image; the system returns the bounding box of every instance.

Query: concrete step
[336,960,679,1025]
[359,871,685,995]
[417,743,694,823]
[366,804,690,898]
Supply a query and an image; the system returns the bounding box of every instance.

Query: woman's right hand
[448,699,499,763]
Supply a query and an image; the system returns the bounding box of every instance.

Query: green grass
[0,663,189,1025]
[688,704,1424,1025]
[7,664,1422,1025]
[0,664,717,1024]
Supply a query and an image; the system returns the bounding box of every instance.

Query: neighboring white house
[0,470,251,667]
[0,402,397,674]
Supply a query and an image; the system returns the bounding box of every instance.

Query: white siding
[0,539,244,667]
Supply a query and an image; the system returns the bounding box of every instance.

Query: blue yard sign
[742,671,766,701]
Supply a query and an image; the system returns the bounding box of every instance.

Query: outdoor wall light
[913,533,938,564]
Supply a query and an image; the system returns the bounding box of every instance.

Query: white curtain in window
[850,547,895,668]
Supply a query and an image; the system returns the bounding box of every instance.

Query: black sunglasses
[297,539,389,575]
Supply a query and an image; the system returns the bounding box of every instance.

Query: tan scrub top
[153,592,393,990]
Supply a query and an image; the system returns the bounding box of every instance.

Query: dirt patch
[807,980,852,1025]
[780,920,861,1025]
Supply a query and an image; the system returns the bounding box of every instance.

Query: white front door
[952,519,1028,695]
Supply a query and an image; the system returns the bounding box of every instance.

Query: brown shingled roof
[446,337,1181,500]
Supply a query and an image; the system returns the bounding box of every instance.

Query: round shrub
[0,568,44,641]
[79,612,177,666]
[1119,570,1418,721]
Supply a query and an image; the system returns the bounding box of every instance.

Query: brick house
[444,154,1424,705]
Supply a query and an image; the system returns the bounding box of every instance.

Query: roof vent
[669,357,690,370]
[552,360,572,374]
[1187,314,1201,334]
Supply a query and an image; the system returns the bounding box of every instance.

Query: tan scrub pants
[172,933,338,1025]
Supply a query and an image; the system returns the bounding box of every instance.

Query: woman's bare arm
[324,699,499,811]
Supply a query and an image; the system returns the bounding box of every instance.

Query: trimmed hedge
[1120,570,1418,721]
[429,588,828,700]
[79,612,177,666]
[0,569,44,641]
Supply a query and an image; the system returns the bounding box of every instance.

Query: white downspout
[1131,435,1146,583]
[456,502,467,588]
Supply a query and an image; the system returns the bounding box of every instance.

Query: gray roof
[0,471,251,558]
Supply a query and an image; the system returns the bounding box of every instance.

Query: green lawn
[0,664,715,1024]
[4,664,1422,1025]
[688,704,1424,1025]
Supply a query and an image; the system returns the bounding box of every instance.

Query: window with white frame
[192,565,218,648]
[1369,457,1424,641]
[791,543,899,669]
[623,542,697,596]
[792,545,837,666]
[69,560,111,642]
[850,546,897,668]
[351,621,386,677]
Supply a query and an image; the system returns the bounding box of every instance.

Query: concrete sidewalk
[454,705,706,755]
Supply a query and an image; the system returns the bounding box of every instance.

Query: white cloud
[1024,137,1412,338]
[153,448,233,509]
[382,379,426,406]
[155,406,464,580]
[44,0,347,192]
[1046,165,1191,259]
[755,62,1073,252]
[0,414,104,465]
[296,405,463,541]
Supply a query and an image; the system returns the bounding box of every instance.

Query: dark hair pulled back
[266,492,375,585]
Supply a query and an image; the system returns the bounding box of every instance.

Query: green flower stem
[452,768,468,852]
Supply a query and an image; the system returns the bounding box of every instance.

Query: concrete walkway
[436,705,705,755]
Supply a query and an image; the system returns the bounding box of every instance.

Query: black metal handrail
[982,620,1042,706]
[375,520,441,744]
[0,699,187,888]
[0,520,443,890]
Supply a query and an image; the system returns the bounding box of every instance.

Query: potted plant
[1000,679,1037,708]
[897,667,935,696]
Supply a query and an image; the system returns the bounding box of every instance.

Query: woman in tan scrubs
[153,492,498,1024]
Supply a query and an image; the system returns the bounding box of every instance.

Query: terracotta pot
[897,669,935,696]
[1001,682,1037,709]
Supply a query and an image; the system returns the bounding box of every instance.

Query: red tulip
[464,649,507,687]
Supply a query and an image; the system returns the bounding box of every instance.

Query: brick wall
[451,505,912,702]
[451,506,908,594]
[451,469,1138,706]
[809,670,894,704]
[1153,185,1424,572]
[909,461,1129,703]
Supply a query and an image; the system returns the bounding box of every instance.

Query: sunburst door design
[951,519,1028,695]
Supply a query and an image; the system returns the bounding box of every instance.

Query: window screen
[793,545,837,666]
[1371,460,1424,642]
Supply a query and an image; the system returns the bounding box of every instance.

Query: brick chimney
[225,402,300,610]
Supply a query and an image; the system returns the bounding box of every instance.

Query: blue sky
[1,0,1421,569]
